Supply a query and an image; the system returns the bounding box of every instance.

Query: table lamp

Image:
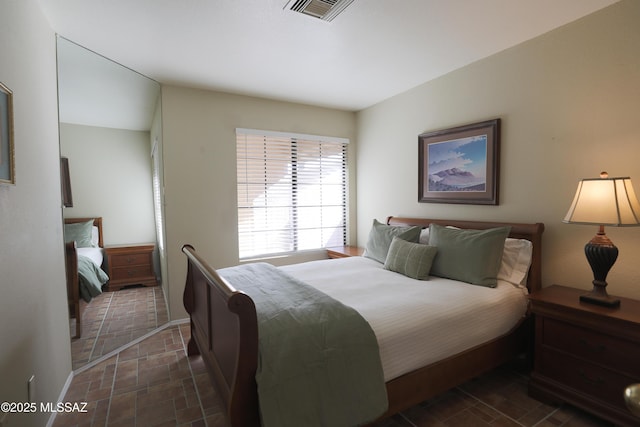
[563,172,640,307]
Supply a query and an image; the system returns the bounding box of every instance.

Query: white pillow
[498,238,533,288]
[419,228,430,244]
[91,226,100,247]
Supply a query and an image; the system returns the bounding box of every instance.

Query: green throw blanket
[77,255,108,302]
[219,262,387,427]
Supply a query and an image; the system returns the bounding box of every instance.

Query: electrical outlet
[28,375,35,403]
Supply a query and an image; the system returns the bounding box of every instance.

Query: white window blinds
[236,129,348,259]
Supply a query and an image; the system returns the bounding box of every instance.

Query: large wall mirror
[56,36,168,370]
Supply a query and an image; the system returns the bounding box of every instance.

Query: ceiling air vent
[286,0,356,22]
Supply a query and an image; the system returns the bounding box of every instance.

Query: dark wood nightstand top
[326,246,364,259]
[104,243,156,252]
[529,285,640,323]
[529,285,640,343]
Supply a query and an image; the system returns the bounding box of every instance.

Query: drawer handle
[579,339,605,353]
[126,257,134,264]
[579,369,604,386]
[127,270,137,277]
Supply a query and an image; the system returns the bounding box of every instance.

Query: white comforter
[281,256,528,382]
[77,247,104,267]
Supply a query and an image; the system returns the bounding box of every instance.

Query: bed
[182,216,544,426]
[64,217,109,338]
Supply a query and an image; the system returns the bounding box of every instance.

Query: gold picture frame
[0,81,15,185]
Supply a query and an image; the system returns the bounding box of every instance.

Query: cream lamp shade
[563,174,640,226]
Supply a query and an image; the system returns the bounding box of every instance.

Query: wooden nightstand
[326,246,364,259]
[529,285,640,426]
[104,244,157,291]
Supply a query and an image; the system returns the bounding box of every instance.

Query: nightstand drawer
[542,318,640,377]
[110,252,150,267]
[538,347,634,410]
[111,265,154,282]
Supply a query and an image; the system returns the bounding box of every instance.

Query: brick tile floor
[58,291,615,427]
[70,286,168,370]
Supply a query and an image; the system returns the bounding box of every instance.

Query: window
[236,128,348,259]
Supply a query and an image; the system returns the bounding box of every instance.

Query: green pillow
[429,224,511,287]
[64,219,95,248]
[384,237,437,280]
[363,219,421,263]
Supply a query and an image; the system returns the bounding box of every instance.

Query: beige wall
[0,1,71,426]
[60,123,157,245]
[161,86,357,318]
[356,0,640,300]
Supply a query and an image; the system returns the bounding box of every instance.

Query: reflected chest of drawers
[529,285,640,426]
[104,244,157,291]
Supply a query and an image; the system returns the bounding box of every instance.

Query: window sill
[239,249,328,267]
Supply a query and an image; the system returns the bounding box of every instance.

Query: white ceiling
[40,0,619,122]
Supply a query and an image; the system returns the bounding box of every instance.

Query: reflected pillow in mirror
[64,219,95,248]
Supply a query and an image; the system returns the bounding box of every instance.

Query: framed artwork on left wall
[419,118,500,205]
[61,157,73,207]
[0,81,15,185]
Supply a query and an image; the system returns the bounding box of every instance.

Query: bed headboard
[64,217,104,248]
[386,216,544,294]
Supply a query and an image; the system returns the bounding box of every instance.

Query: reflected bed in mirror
[64,217,104,339]
[56,36,168,370]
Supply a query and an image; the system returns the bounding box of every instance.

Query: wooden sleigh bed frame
[65,217,104,339]
[182,216,545,426]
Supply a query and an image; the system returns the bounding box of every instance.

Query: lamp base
[580,230,620,308]
[579,291,620,307]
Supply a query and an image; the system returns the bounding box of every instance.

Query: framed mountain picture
[419,119,500,205]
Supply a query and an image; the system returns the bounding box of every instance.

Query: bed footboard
[182,245,260,427]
